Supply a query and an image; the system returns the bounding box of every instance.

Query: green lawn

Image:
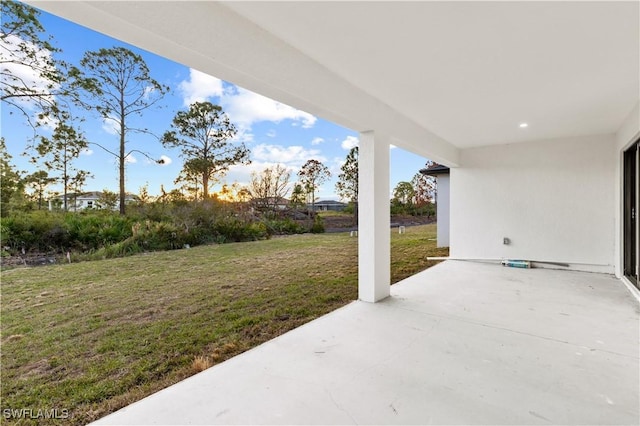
[0,224,448,425]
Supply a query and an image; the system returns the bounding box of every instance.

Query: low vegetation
[0,201,314,265]
[1,224,447,425]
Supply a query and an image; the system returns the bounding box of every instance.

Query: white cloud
[143,84,158,100]
[0,34,58,110]
[341,136,359,150]
[231,127,254,144]
[224,144,327,193]
[221,86,316,129]
[36,113,59,132]
[142,154,172,166]
[330,156,347,173]
[266,129,277,138]
[221,144,326,188]
[231,160,296,177]
[311,137,324,146]
[101,116,119,135]
[125,154,137,164]
[81,148,93,156]
[225,161,284,190]
[178,68,224,106]
[252,143,326,166]
[176,68,317,134]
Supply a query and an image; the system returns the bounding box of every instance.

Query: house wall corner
[450,134,617,273]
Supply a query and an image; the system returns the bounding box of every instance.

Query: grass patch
[1,224,447,424]
[391,225,450,282]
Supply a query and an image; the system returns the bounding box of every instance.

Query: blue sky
[2,3,431,200]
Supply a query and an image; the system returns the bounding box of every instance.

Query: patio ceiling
[28,1,639,162]
[226,1,639,148]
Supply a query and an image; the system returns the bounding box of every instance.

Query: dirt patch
[390,214,436,227]
[323,214,435,232]
[1,254,62,269]
[3,334,24,343]
[322,214,356,231]
[23,359,52,378]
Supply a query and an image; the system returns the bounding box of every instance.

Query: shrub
[310,215,325,234]
[0,211,66,253]
[131,220,183,251]
[64,212,134,251]
[212,217,268,242]
[0,210,137,254]
[413,202,436,217]
[99,239,144,258]
[343,203,355,214]
[264,218,305,235]
[0,200,274,261]
[246,222,269,240]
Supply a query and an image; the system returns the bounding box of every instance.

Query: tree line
[1,1,437,262]
[1,1,370,221]
[390,161,437,217]
[2,2,251,215]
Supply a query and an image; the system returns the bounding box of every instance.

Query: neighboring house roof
[419,164,450,176]
[55,191,101,200]
[250,197,290,205]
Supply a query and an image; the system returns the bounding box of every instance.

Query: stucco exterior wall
[436,175,450,248]
[450,134,616,273]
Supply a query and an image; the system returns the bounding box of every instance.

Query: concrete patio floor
[94,261,639,425]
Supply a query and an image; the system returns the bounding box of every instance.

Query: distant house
[49,191,139,211]
[250,197,290,212]
[310,200,347,212]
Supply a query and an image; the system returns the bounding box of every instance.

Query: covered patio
[25,2,639,424]
[28,1,640,302]
[95,260,639,425]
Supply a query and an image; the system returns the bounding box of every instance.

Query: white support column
[358,131,390,302]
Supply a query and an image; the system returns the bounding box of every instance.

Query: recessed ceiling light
[519,122,529,128]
